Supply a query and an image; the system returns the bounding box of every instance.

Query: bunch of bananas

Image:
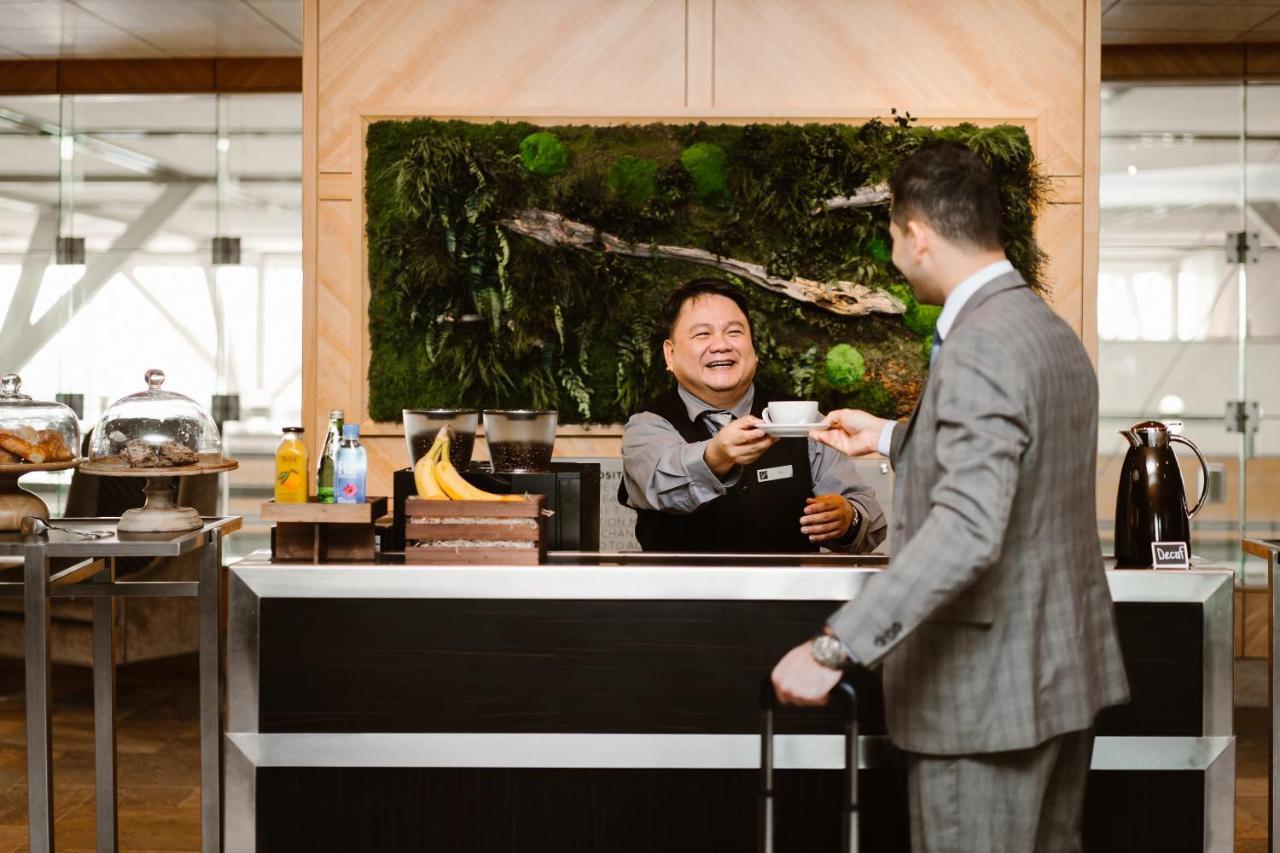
[414,427,524,501]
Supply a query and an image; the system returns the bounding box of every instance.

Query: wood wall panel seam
[1083,0,1102,365]
[303,0,320,479]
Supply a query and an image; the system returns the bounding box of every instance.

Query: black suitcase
[759,677,860,853]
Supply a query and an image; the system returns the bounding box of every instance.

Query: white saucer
[757,422,826,438]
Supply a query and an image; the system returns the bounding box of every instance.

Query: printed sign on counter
[1151,541,1191,569]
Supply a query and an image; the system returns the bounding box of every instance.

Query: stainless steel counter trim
[1205,738,1236,853]
[226,571,260,735]
[1105,569,1236,604]
[231,564,875,601]
[0,518,243,558]
[228,558,1233,604]
[224,736,256,853]
[1202,573,1234,738]
[223,732,1230,772]
[1248,536,1280,853]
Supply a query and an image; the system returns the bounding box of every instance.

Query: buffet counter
[224,552,1233,852]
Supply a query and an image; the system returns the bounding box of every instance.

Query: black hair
[889,141,1003,251]
[661,278,752,338]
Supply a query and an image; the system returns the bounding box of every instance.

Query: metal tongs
[21,516,113,540]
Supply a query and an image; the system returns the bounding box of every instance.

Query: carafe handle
[1170,433,1210,518]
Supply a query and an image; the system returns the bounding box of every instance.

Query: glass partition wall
[0,93,302,555]
[1099,82,1280,582]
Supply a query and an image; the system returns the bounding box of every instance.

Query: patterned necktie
[929,329,943,367]
[699,410,733,435]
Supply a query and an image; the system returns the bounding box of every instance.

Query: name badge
[1151,541,1190,569]
[757,465,794,484]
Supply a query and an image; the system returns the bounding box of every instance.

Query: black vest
[619,388,817,553]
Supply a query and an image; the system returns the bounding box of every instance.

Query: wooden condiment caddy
[263,497,388,563]
[404,494,545,565]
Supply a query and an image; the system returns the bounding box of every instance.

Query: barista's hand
[802,494,855,543]
[772,638,843,706]
[810,409,891,458]
[704,416,777,477]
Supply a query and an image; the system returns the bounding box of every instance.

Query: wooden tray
[263,497,388,524]
[0,458,82,474]
[79,458,239,477]
[404,495,546,565]
[405,495,544,518]
[405,545,541,566]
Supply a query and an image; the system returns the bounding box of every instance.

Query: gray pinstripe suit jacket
[828,270,1130,755]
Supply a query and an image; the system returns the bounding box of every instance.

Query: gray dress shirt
[621,385,887,552]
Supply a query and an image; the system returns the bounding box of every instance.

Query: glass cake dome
[88,369,223,469]
[0,373,80,466]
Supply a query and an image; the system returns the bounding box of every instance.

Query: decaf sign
[1151,541,1191,570]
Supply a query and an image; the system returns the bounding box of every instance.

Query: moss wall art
[364,115,1048,424]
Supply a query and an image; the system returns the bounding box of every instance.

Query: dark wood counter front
[225,555,1234,852]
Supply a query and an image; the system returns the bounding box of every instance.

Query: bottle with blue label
[334,423,367,504]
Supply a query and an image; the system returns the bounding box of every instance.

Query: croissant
[0,447,17,464]
[0,432,44,463]
[35,430,73,462]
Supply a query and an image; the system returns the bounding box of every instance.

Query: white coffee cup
[764,400,820,425]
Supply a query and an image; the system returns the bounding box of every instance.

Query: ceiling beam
[1102,43,1280,83]
[0,58,300,95]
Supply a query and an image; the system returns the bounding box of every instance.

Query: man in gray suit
[771,142,1129,852]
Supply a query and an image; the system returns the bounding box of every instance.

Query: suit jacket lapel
[895,270,1030,456]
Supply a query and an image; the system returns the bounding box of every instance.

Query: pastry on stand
[0,373,81,530]
[79,369,238,532]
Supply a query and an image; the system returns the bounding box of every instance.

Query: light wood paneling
[1083,0,1101,365]
[318,173,352,200]
[1241,587,1269,660]
[317,0,688,173]
[306,0,1099,483]
[1037,203,1085,336]
[685,0,714,108]
[316,199,359,445]
[713,0,1085,177]
[364,435,406,499]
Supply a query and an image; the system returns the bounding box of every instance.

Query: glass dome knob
[145,369,166,390]
[0,374,28,400]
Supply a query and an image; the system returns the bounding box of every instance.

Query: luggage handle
[759,675,859,853]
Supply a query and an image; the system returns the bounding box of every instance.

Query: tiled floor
[0,656,1271,851]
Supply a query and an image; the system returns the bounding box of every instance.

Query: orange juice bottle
[274,427,308,503]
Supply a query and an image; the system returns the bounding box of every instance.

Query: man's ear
[662,339,675,372]
[905,219,930,264]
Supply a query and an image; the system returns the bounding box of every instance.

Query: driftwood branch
[815,182,891,213]
[500,208,905,317]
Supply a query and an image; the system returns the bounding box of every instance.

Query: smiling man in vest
[619,277,886,553]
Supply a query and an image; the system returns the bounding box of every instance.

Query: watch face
[812,635,845,668]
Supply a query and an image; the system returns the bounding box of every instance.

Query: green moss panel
[364,118,1047,424]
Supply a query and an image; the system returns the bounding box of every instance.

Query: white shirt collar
[934,259,1015,341]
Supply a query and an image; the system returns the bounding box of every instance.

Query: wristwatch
[810,633,849,669]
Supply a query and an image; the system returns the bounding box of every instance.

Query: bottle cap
[329,409,344,419]
[342,423,360,439]
[282,426,304,434]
